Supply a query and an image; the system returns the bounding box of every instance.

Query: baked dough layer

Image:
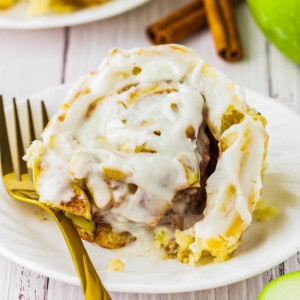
[25,45,268,263]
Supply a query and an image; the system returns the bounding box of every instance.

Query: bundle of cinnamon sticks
[146,0,244,62]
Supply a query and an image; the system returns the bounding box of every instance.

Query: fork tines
[0,96,48,180]
[13,98,27,178]
[41,100,49,128]
[0,96,13,176]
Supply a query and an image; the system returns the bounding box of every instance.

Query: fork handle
[48,209,111,300]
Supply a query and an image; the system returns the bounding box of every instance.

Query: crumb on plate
[253,199,278,222]
[107,258,125,272]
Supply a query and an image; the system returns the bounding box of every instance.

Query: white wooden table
[0,1,299,299]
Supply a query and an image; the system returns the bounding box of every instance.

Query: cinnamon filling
[158,104,219,231]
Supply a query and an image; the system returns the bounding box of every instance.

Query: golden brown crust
[75,224,95,242]
[94,223,136,249]
[48,193,91,220]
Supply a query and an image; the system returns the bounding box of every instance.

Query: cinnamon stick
[146,0,243,46]
[203,0,243,61]
[147,1,204,45]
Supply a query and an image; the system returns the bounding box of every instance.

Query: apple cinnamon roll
[25,45,268,263]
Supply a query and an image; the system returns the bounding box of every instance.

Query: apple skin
[247,0,300,63]
[258,271,300,300]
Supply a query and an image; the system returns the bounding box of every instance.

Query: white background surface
[0,0,299,299]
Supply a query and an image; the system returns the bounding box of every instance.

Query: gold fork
[0,96,111,300]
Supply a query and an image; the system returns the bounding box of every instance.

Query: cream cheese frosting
[25,44,268,263]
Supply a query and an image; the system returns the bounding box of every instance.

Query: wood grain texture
[0,0,299,299]
[0,28,64,100]
[0,256,48,300]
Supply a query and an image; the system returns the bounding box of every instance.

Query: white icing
[193,116,266,239]
[28,45,207,226]
[25,45,267,259]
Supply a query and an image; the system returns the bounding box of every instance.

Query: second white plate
[0,0,150,29]
[0,85,300,293]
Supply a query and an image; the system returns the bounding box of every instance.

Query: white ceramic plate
[0,0,150,29]
[1,85,300,293]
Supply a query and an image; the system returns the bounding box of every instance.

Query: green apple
[247,0,300,63]
[258,271,300,300]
